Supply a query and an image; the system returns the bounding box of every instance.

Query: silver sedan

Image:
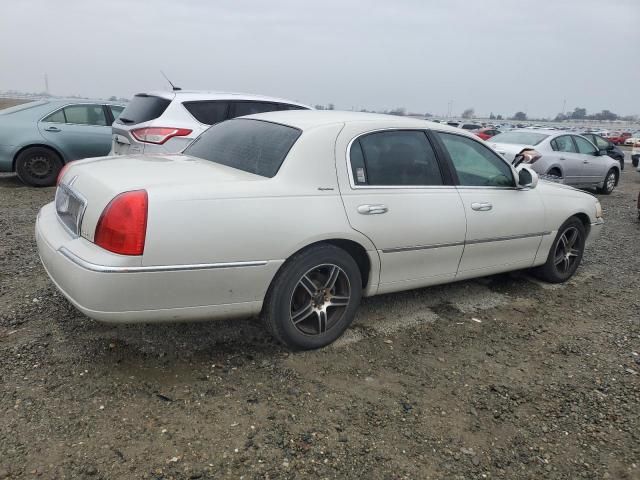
[489,130,621,194]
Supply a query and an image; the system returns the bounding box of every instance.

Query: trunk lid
[489,142,535,163]
[57,154,265,241]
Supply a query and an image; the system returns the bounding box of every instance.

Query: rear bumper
[36,202,279,323]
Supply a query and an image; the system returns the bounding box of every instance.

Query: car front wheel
[15,147,63,187]
[533,218,586,283]
[262,244,362,350]
[598,169,617,195]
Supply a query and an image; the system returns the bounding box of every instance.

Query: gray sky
[1,0,638,118]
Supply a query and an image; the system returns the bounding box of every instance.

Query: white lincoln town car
[36,111,604,349]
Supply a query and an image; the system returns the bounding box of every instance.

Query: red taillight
[57,162,73,185]
[94,190,148,256]
[131,127,192,145]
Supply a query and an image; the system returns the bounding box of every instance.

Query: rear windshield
[116,94,170,125]
[183,119,301,178]
[489,131,548,145]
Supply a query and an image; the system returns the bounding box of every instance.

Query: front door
[336,127,467,294]
[38,104,112,161]
[433,131,546,278]
[573,135,608,186]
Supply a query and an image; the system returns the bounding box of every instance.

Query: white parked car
[110,90,311,155]
[624,132,640,146]
[37,112,604,349]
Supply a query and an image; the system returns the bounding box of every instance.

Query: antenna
[160,71,181,91]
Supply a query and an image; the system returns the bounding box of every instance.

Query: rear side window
[116,94,171,125]
[279,104,307,111]
[183,101,229,125]
[229,101,280,118]
[550,135,577,153]
[183,119,301,178]
[350,130,443,186]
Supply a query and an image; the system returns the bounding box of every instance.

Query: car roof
[241,110,467,133]
[141,90,310,108]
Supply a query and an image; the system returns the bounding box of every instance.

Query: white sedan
[36,111,604,349]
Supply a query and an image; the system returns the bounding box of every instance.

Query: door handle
[471,202,492,211]
[357,204,388,215]
[559,157,566,161]
[583,160,589,164]
[44,126,61,132]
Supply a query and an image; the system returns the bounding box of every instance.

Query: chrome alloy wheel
[554,226,582,274]
[289,264,351,336]
[605,172,616,192]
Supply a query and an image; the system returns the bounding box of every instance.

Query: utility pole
[44,74,49,96]
[562,98,566,115]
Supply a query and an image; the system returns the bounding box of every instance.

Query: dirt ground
[0,155,639,480]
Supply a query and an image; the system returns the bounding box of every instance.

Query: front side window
[183,119,300,178]
[551,135,577,153]
[183,101,229,125]
[437,132,514,187]
[63,105,107,126]
[230,101,280,118]
[350,130,443,186]
[574,136,597,155]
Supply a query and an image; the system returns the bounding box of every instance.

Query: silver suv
[111,91,310,155]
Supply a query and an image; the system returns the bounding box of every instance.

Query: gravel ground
[0,156,639,480]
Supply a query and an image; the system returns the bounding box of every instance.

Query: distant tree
[424,112,433,118]
[593,109,617,121]
[388,107,406,116]
[314,104,325,110]
[570,107,587,120]
[512,111,527,121]
[108,96,118,101]
[496,114,503,120]
[489,112,496,120]
[462,108,474,119]
[554,113,568,122]
[327,103,335,110]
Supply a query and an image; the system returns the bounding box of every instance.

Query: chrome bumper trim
[382,231,551,254]
[58,247,268,273]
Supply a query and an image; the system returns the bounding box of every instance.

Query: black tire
[262,244,362,350]
[533,218,586,284]
[15,147,63,187]
[597,169,617,195]
[632,155,639,168]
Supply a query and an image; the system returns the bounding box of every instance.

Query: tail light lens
[56,162,73,185]
[94,190,148,256]
[515,149,542,165]
[131,127,192,145]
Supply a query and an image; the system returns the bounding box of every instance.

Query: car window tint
[355,130,443,186]
[437,132,514,187]
[63,105,107,126]
[574,136,597,155]
[116,94,170,124]
[109,105,124,120]
[183,119,300,178]
[278,104,307,111]
[229,102,280,118]
[183,101,229,125]
[551,135,577,153]
[593,135,610,150]
[43,109,66,123]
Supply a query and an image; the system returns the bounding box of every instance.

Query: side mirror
[516,165,538,189]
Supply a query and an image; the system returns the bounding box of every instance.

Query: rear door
[336,127,467,294]
[434,131,546,278]
[38,104,112,160]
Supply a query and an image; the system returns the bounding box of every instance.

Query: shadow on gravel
[0,173,27,188]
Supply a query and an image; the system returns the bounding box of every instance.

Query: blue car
[0,99,124,186]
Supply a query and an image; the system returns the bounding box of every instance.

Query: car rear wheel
[15,147,63,187]
[533,218,585,284]
[262,244,362,350]
[598,169,617,195]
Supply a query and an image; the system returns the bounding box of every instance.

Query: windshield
[490,131,548,145]
[183,119,301,178]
